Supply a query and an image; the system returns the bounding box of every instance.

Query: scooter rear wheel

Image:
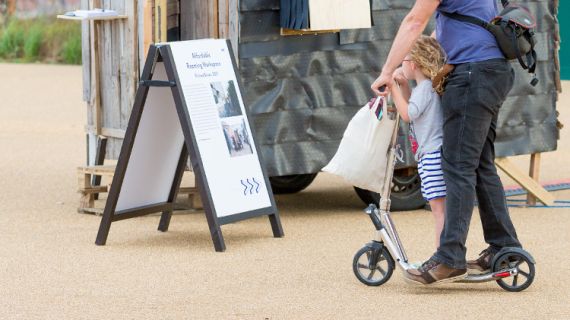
[353,245,395,286]
[493,251,535,292]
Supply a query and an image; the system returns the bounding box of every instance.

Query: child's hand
[392,67,407,86]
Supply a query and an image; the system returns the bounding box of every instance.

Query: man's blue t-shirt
[436,0,504,64]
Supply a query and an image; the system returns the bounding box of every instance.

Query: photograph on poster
[211,80,242,118]
[222,118,253,157]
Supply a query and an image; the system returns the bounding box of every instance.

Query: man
[371,0,522,285]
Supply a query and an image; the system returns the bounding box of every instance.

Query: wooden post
[89,0,102,136]
[527,153,541,206]
[79,172,95,210]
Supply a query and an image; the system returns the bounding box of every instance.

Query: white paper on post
[309,0,371,30]
[169,40,272,218]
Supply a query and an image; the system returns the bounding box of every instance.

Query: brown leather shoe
[467,248,495,273]
[403,258,467,285]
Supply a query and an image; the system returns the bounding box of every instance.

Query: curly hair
[410,35,447,94]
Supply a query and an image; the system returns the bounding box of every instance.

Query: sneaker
[403,258,467,285]
[467,248,495,273]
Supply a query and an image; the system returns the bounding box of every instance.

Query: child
[390,35,447,248]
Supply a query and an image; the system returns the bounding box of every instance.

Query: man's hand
[371,72,392,96]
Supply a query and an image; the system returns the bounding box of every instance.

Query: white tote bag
[322,97,397,193]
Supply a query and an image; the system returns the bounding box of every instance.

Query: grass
[0,17,82,64]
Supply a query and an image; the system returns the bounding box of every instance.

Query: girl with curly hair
[390,35,447,248]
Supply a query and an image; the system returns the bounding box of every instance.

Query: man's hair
[410,35,447,94]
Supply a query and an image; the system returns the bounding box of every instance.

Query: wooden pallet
[77,165,201,214]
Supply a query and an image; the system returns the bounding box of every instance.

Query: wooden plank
[120,0,138,133]
[167,0,180,34]
[80,0,91,102]
[527,153,541,206]
[81,0,98,166]
[78,165,116,176]
[180,0,210,40]
[92,22,102,135]
[495,157,555,206]
[85,125,126,138]
[88,0,103,138]
[208,0,219,38]
[154,0,167,42]
[106,0,122,145]
[57,15,128,21]
[80,186,109,194]
[280,28,340,36]
[168,1,180,14]
[228,0,239,62]
[138,0,147,68]
[142,0,153,65]
[218,0,228,39]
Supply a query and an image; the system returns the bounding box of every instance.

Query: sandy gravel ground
[1,63,569,319]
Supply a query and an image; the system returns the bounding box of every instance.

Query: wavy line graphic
[252,178,260,193]
[240,179,248,196]
[246,178,253,195]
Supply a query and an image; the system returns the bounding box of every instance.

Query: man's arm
[371,0,440,96]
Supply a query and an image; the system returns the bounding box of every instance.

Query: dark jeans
[432,59,522,269]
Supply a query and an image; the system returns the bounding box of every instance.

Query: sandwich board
[95,39,283,252]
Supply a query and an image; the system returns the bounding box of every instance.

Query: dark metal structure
[229,0,561,208]
[238,0,560,176]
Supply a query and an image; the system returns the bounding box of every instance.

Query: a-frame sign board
[95,40,283,251]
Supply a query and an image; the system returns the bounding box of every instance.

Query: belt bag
[440,0,538,86]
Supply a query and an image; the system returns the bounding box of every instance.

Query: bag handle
[373,96,384,120]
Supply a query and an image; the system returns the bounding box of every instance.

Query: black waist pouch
[441,0,538,85]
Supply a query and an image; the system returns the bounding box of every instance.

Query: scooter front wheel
[353,244,395,286]
[493,250,535,292]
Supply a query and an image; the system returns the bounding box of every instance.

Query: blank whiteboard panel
[115,63,185,211]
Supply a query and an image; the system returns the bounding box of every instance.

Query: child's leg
[428,197,446,248]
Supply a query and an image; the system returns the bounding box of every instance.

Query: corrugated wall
[238,0,560,177]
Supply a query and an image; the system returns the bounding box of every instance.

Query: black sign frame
[95,42,283,251]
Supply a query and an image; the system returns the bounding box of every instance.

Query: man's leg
[475,116,521,251]
[432,64,497,269]
[465,117,522,273]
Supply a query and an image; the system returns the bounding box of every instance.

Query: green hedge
[0,18,81,64]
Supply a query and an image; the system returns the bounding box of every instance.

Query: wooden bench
[77,165,201,215]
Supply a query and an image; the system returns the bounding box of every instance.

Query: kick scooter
[352,107,536,292]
